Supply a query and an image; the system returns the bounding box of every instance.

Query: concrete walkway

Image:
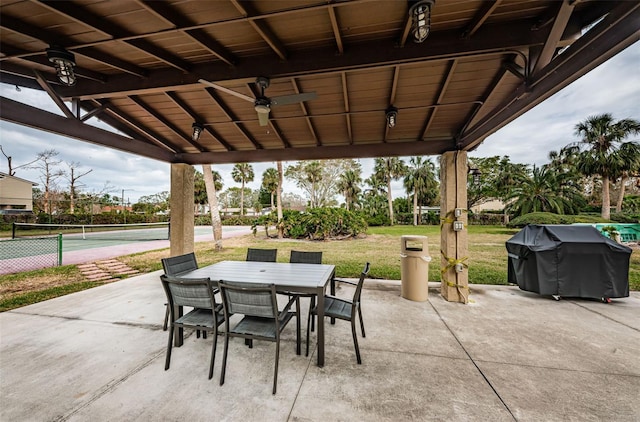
[1,273,639,421]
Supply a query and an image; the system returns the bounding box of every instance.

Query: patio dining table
[179,260,336,367]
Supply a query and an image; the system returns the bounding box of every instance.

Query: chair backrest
[352,262,371,304]
[246,248,278,262]
[218,281,278,318]
[161,252,198,275]
[290,250,323,264]
[160,275,216,311]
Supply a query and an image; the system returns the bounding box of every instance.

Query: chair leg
[351,319,362,364]
[310,296,316,332]
[305,309,313,357]
[163,304,169,331]
[208,329,217,380]
[202,331,207,339]
[273,338,280,394]
[165,325,174,370]
[220,333,230,386]
[295,297,301,356]
[358,304,366,338]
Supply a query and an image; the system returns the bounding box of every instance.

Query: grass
[1,225,638,312]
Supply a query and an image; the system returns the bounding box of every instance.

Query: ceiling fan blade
[257,110,270,126]
[270,92,317,106]
[197,79,255,103]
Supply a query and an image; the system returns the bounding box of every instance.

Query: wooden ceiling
[1,1,638,164]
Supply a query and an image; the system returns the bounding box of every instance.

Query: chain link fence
[0,235,62,275]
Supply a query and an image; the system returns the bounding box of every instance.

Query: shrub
[254,208,367,240]
[469,213,506,225]
[610,212,640,223]
[366,214,390,226]
[507,212,606,228]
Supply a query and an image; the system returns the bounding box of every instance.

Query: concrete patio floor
[1,272,639,421]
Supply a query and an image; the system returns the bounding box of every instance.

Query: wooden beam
[0,96,176,162]
[203,88,260,150]
[230,0,288,61]
[175,138,454,165]
[328,6,344,55]
[530,1,576,77]
[459,2,640,150]
[74,48,147,78]
[33,70,75,119]
[36,0,192,72]
[341,72,353,144]
[291,78,320,146]
[461,1,502,39]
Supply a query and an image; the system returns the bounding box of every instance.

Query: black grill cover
[506,225,631,299]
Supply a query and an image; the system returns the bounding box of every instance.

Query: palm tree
[261,167,279,209]
[337,168,362,211]
[615,142,640,212]
[403,156,437,225]
[506,165,583,217]
[573,114,640,219]
[231,163,254,216]
[374,157,407,225]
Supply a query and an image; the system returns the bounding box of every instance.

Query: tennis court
[0,225,252,275]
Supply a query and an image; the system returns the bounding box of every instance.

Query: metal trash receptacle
[400,235,431,301]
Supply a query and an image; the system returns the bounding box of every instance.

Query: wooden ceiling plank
[268,120,291,149]
[129,95,200,149]
[74,48,147,78]
[57,21,541,100]
[291,77,320,146]
[36,0,192,72]
[230,0,288,61]
[0,96,176,162]
[136,0,236,66]
[341,72,353,144]
[328,6,344,55]
[96,99,181,152]
[462,0,502,39]
[203,87,257,150]
[164,92,210,152]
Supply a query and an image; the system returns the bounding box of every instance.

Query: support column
[170,163,195,257]
[440,151,469,303]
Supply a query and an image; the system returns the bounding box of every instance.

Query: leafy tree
[336,165,362,211]
[403,156,438,225]
[285,159,358,208]
[467,156,528,209]
[506,165,584,217]
[373,157,407,225]
[361,173,389,224]
[571,114,640,219]
[231,163,254,216]
[194,169,222,213]
[614,142,640,212]
[261,167,279,208]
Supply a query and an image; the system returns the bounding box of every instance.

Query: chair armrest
[325,295,353,307]
[280,295,299,315]
[333,278,358,286]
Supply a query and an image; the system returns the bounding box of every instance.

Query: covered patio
[2,1,639,303]
[1,271,639,421]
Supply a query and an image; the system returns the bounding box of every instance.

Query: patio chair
[289,251,323,332]
[161,253,199,332]
[160,275,225,380]
[306,262,370,363]
[246,248,278,262]
[217,280,300,394]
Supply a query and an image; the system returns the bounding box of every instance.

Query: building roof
[0,171,37,185]
[1,1,637,164]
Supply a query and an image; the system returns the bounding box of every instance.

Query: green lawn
[1,225,638,312]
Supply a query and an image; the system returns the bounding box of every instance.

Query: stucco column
[170,163,194,257]
[439,151,469,303]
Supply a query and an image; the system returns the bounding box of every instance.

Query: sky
[0,42,638,204]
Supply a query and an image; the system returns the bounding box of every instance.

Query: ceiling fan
[198,76,317,126]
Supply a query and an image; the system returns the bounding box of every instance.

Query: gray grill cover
[506,225,631,299]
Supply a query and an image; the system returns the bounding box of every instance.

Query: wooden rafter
[33,70,75,119]
[530,0,576,77]
[328,6,344,55]
[230,0,288,61]
[291,78,320,146]
[341,72,353,144]
[203,88,262,150]
[461,0,502,39]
